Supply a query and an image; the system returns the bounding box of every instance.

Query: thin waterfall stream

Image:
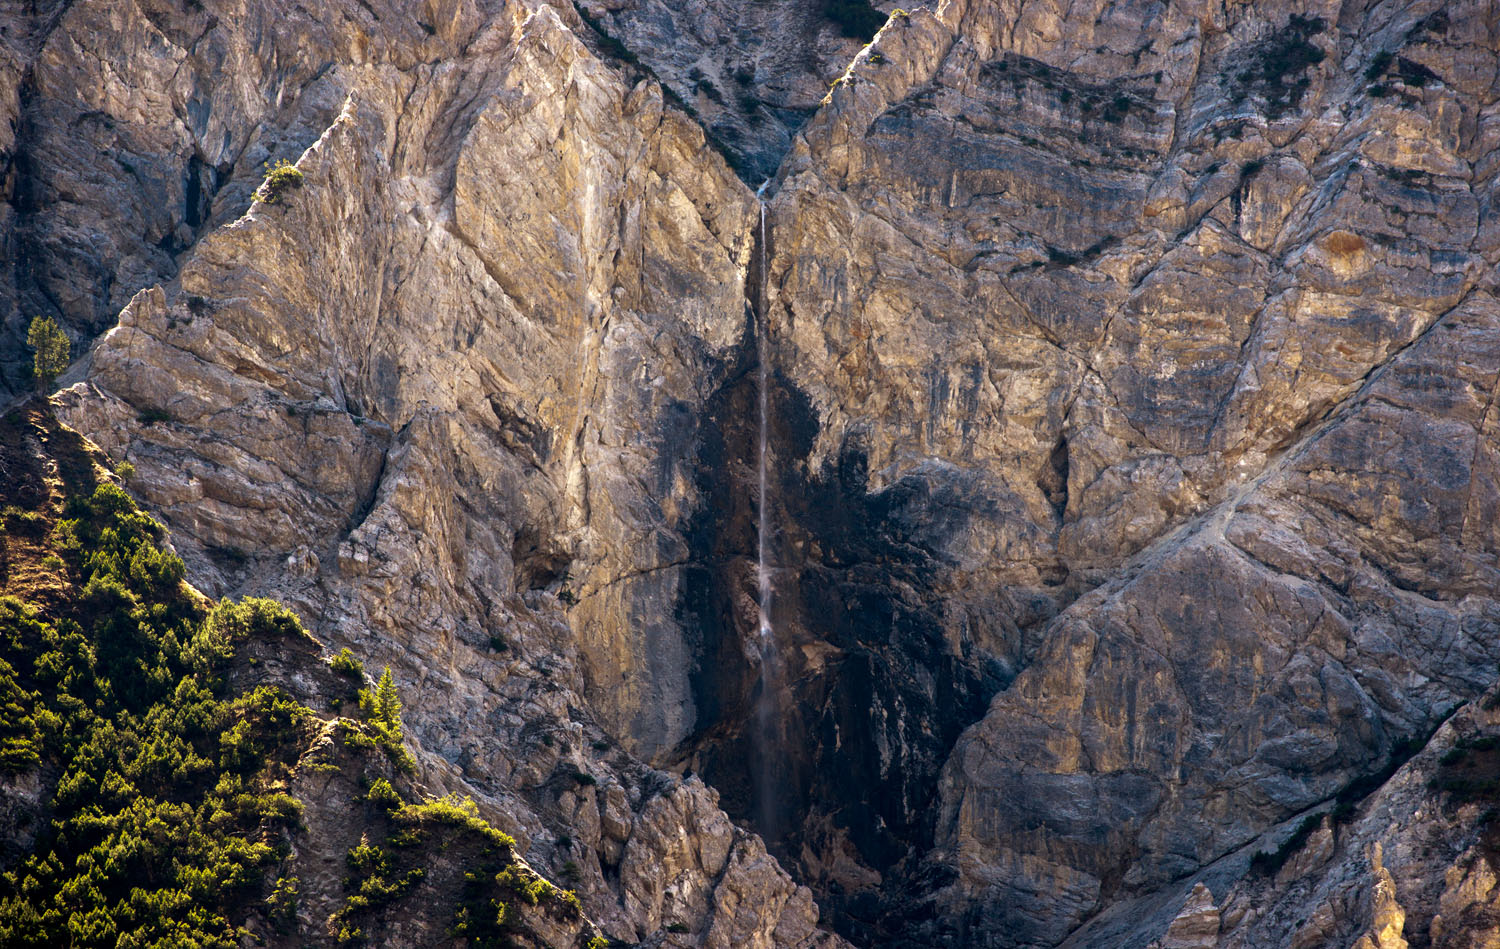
[753,183,781,840]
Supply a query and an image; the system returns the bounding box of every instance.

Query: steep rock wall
[2,0,1499,945]
[34,0,843,944]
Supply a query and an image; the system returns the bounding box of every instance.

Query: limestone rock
[33,0,839,944]
[1156,883,1219,949]
[6,0,1500,944]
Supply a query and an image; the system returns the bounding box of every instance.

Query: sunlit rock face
[758,0,1500,942]
[22,0,842,944]
[6,0,1500,943]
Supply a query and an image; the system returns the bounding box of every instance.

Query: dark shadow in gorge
[674,321,1015,946]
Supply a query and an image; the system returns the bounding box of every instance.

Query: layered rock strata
[0,0,1497,945]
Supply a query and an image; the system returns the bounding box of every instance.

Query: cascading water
[752,182,781,840]
[755,192,773,645]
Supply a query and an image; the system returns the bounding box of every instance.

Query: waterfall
[755,193,773,647]
[753,182,780,840]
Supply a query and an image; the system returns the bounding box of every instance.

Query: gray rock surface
[31,0,841,944]
[3,0,1499,944]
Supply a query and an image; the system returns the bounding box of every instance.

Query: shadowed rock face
[5,0,1500,945]
[675,347,1012,938]
[574,0,889,182]
[763,0,1500,942]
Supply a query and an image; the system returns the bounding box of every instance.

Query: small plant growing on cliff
[356,666,415,770]
[331,647,365,680]
[1232,14,1326,117]
[26,315,69,392]
[267,874,299,931]
[367,777,404,811]
[256,158,304,205]
[2,506,47,537]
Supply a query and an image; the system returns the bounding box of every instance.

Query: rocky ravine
[3,0,1500,945]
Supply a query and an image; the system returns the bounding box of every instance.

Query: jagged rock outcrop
[14,0,841,944]
[3,0,1500,944]
[573,0,886,182]
[756,0,1500,941]
[1154,883,1220,949]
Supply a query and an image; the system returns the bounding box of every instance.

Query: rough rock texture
[15,0,842,944]
[4,0,1500,945]
[574,0,888,182]
[1154,883,1219,949]
[1061,686,1500,949]
[759,0,1500,941]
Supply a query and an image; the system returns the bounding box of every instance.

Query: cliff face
[9,0,838,944]
[3,0,1500,945]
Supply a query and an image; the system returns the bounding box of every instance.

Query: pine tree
[25,316,69,392]
[373,666,403,741]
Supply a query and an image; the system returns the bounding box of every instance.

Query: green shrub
[1229,14,1326,117]
[367,778,403,811]
[0,655,41,772]
[2,507,47,538]
[1431,733,1500,805]
[330,647,365,680]
[0,436,573,947]
[354,667,414,770]
[398,794,514,850]
[256,159,304,205]
[372,667,403,740]
[1393,56,1440,88]
[0,481,319,948]
[267,874,298,930]
[206,597,305,643]
[521,875,553,905]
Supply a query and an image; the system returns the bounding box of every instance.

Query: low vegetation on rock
[0,407,603,948]
[255,159,304,205]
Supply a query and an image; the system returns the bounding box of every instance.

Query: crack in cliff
[1459,346,1500,550]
